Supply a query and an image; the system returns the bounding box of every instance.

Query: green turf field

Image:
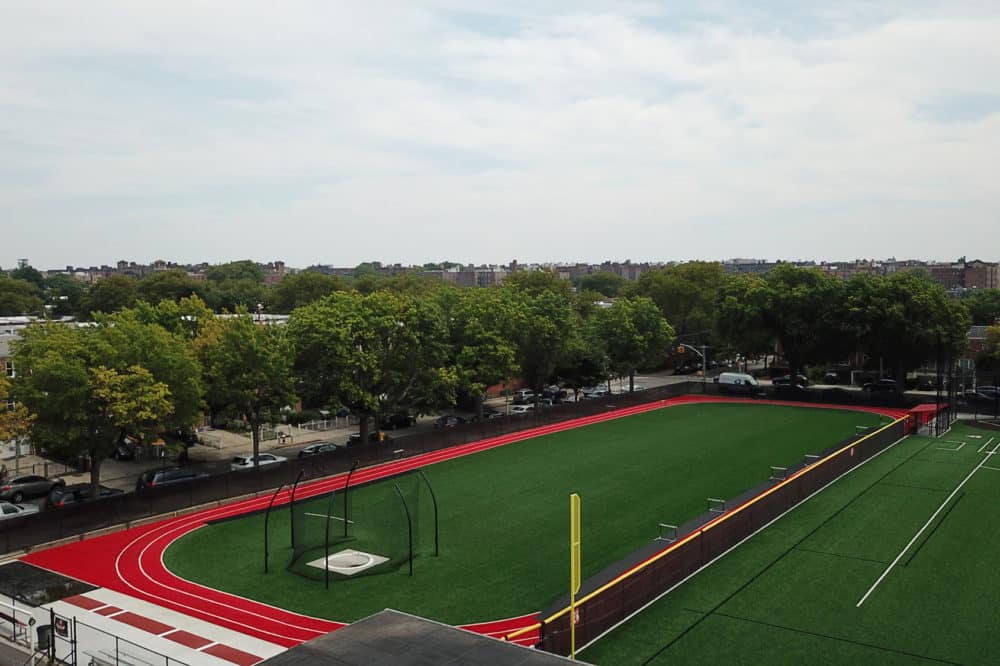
[164,403,884,625]
[583,422,1000,665]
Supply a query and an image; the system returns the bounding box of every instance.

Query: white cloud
[1,1,998,268]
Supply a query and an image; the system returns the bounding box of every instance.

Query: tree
[268,271,345,313]
[762,265,850,373]
[503,270,573,300]
[9,265,45,290]
[289,291,455,444]
[963,289,1000,325]
[846,272,969,380]
[578,272,626,298]
[437,287,521,418]
[715,273,773,369]
[12,322,184,497]
[0,377,33,445]
[0,278,44,316]
[78,275,138,317]
[132,295,215,340]
[204,278,266,313]
[589,297,675,391]
[205,260,264,284]
[137,270,206,305]
[628,262,725,343]
[43,274,85,317]
[508,287,578,392]
[198,315,296,467]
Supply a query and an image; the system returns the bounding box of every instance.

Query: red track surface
[23,397,908,650]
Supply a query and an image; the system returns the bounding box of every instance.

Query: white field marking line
[969,435,983,439]
[937,441,966,452]
[302,511,348,521]
[580,434,911,655]
[982,466,1000,472]
[856,439,1000,608]
[977,437,995,453]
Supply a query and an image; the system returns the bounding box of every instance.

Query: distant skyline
[3,2,999,269]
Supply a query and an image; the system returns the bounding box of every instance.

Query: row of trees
[5,261,989,499]
[8,275,676,496]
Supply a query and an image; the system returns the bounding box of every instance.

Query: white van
[716,372,759,394]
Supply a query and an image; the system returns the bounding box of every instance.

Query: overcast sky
[3,1,999,270]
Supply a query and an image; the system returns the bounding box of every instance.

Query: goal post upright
[394,483,414,576]
[288,469,305,547]
[323,489,337,590]
[343,459,360,538]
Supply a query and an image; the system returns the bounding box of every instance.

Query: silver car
[230,453,287,471]
[0,475,65,503]
[0,501,39,520]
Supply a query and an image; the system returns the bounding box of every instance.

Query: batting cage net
[287,471,437,584]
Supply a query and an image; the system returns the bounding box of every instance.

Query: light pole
[677,343,708,383]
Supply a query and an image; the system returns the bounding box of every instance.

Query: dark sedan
[46,483,124,509]
[0,475,65,503]
[298,441,344,458]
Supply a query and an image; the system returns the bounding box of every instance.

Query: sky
[2,1,999,270]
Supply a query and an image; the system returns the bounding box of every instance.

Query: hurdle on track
[707,498,726,514]
[769,466,788,481]
[656,523,678,543]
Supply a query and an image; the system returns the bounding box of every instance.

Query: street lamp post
[677,343,708,383]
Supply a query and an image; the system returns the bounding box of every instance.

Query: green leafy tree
[78,275,138,317]
[553,336,608,398]
[508,287,577,392]
[199,315,296,466]
[268,271,345,313]
[963,289,1000,325]
[846,272,969,380]
[12,323,183,497]
[578,272,626,298]
[137,270,206,305]
[589,297,675,391]
[204,278,266,313]
[205,260,264,284]
[437,287,521,418]
[628,262,725,343]
[0,278,44,316]
[9,265,45,289]
[132,296,216,339]
[763,265,850,373]
[504,270,573,300]
[715,273,773,369]
[289,291,455,443]
[0,377,33,444]
[43,274,85,317]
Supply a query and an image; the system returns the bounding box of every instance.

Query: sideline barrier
[514,416,909,656]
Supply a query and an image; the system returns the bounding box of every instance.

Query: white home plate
[307,549,389,575]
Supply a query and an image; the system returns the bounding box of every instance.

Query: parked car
[347,431,391,445]
[510,404,534,414]
[916,378,936,391]
[230,453,287,471]
[582,385,609,398]
[823,371,840,384]
[136,466,210,491]
[0,501,39,520]
[45,484,125,509]
[0,475,65,503]
[298,441,344,458]
[541,385,566,400]
[379,412,416,430]
[512,389,535,404]
[774,383,811,399]
[863,379,898,393]
[772,374,809,387]
[433,416,466,429]
[716,372,760,394]
[471,409,502,422]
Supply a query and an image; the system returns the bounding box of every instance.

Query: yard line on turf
[977,437,994,453]
[982,466,1000,472]
[856,439,1000,608]
[304,513,353,524]
[937,442,965,451]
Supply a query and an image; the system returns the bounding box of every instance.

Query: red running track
[23,397,909,649]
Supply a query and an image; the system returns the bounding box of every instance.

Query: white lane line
[977,437,995,453]
[937,441,965,452]
[857,439,1000,607]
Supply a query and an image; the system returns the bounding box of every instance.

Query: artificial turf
[583,422,1000,665]
[163,403,883,625]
